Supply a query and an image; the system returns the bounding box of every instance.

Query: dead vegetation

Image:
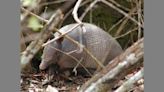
[20,0,144,92]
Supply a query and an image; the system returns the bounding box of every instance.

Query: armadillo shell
[55,23,123,69]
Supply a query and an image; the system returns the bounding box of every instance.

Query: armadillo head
[39,38,63,70]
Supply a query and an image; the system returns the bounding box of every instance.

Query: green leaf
[27,16,43,32]
[21,0,37,8]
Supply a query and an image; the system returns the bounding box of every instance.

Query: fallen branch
[115,68,144,92]
[20,33,40,44]
[78,38,144,92]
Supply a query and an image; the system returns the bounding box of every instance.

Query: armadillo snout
[39,61,48,70]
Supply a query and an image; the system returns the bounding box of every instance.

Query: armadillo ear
[56,37,64,44]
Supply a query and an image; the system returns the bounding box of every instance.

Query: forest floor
[21,72,91,92]
[21,68,143,92]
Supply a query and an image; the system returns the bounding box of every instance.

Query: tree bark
[78,38,144,92]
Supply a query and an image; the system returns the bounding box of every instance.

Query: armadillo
[39,23,123,74]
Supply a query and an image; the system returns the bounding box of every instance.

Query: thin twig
[72,0,83,23]
[114,7,137,36]
[101,0,143,28]
[108,17,126,33]
[39,0,67,7]
[107,0,130,11]
[21,7,48,23]
[137,0,142,39]
[79,0,100,20]
[115,17,129,36]
[141,14,144,25]
[72,0,86,53]
[114,27,138,39]
[58,0,92,28]
[42,23,82,46]
[89,5,93,23]
[21,6,34,24]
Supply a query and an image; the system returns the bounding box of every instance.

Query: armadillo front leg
[42,65,56,85]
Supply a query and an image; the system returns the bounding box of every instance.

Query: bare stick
[72,0,86,53]
[115,68,144,92]
[114,27,138,39]
[108,17,126,33]
[72,0,83,23]
[115,17,129,36]
[79,0,100,20]
[39,0,67,7]
[21,0,46,24]
[137,0,142,39]
[141,14,144,25]
[108,7,137,34]
[21,7,48,23]
[101,0,143,28]
[107,0,130,12]
[89,6,93,23]
[58,0,92,28]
